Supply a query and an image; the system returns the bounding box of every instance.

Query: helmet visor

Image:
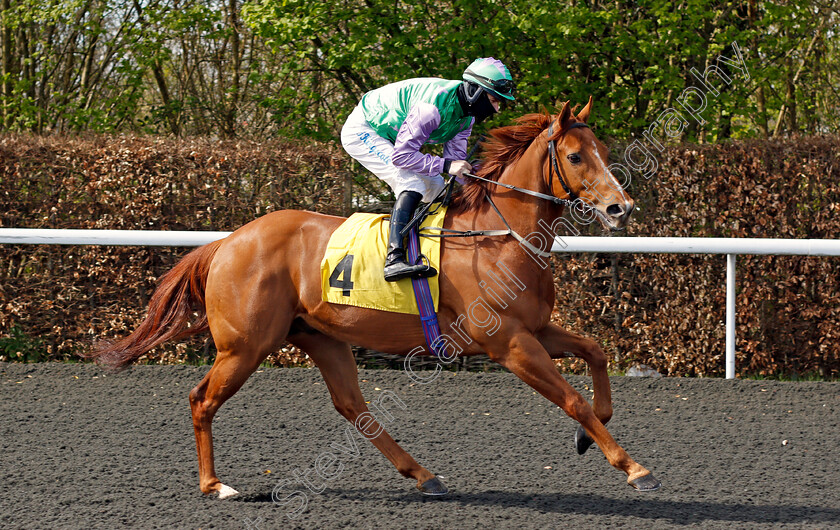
[464,69,516,99]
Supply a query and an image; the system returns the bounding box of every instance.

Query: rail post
[725,254,736,379]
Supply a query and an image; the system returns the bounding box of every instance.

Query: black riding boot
[383,191,438,282]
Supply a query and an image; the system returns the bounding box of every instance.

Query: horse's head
[548,97,634,231]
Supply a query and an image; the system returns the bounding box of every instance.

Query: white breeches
[340,105,446,203]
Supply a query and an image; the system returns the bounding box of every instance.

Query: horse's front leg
[488,332,660,491]
[536,323,611,454]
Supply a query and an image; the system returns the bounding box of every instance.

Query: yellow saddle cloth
[320,206,446,315]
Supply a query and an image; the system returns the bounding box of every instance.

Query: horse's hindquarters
[204,210,344,356]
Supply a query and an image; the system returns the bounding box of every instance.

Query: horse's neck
[446,134,562,287]
[485,135,559,236]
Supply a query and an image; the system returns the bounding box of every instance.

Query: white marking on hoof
[216,484,240,499]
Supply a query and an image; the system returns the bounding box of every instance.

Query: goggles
[464,69,516,97]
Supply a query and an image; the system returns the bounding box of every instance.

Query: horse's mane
[450,111,556,214]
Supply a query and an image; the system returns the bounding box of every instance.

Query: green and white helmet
[462,57,516,101]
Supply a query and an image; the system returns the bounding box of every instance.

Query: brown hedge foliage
[0,134,382,366]
[552,136,840,378]
[1,133,838,377]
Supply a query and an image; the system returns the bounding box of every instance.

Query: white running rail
[552,236,840,378]
[0,228,231,246]
[2,228,839,379]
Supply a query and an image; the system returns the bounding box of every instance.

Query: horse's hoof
[575,425,595,455]
[215,483,240,499]
[417,476,449,496]
[629,473,661,492]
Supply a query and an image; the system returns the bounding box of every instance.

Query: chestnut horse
[93,97,660,499]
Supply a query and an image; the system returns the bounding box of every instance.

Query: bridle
[410,119,596,258]
[547,121,590,202]
[459,119,591,207]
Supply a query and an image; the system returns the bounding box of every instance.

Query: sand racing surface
[1,362,839,529]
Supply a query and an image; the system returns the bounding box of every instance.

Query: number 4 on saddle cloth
[320,205,446,354]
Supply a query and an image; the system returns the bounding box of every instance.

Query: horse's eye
[567,153,581,164]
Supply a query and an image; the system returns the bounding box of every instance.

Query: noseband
[546,121,590,202]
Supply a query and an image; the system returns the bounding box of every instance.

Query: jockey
[341,57,516,282]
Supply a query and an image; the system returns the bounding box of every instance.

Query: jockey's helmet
[462,58,516,101]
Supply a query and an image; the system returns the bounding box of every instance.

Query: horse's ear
[558,101,573,126]
[576,95,593,123]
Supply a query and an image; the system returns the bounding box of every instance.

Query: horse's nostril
[606,204,624,217]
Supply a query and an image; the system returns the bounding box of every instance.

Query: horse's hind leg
[288,331,446,495]
[189,350,267,498]
[536,323,611,454]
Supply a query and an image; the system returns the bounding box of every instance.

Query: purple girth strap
[406,227,443,357]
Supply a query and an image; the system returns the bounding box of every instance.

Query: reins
[417,188,554,258]
[458,171,572,207]
[457,120,590,208]
[409,119,594,258]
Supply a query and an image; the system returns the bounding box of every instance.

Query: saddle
[320,206,446,315]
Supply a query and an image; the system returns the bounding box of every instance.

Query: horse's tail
[90,240,223,371]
